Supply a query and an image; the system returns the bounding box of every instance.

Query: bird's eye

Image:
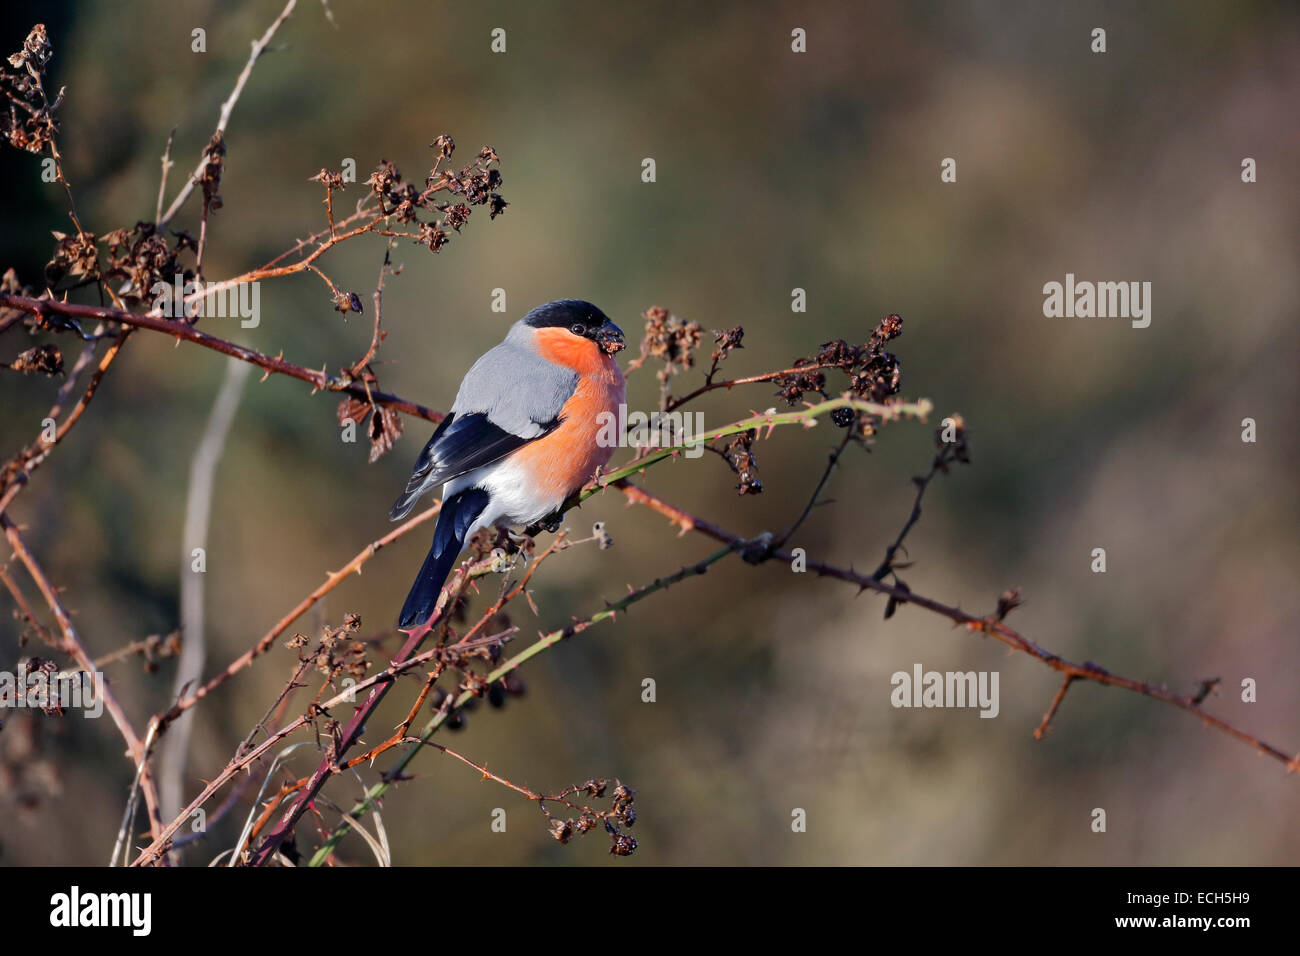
[570,323,585,335]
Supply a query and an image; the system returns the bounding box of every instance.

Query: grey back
[449,320,579,437]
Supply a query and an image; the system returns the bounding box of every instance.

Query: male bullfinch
[390,299,626,629]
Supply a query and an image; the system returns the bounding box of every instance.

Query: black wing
[388,412,559,520]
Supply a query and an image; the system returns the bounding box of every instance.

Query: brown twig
[307,540,747,863]
[157,0,298,228]
[109,378,1296,865]
[1035,675,1076,739]
[0,294,442,424]
[154,127,175,224]
[0,563,63,650]
[664,360,846,412]
[871,428,963,582]
[1,514,166,840]
[0,326,131,514]
[416,742,636,851]
[158,501,443,727]
[349,243,395,376]
[611,481,1300,771]
[239,626,520,852]
[771,428,854,551]
[92,631,181,670]
[128,606,511,866]
[243,533,563,865]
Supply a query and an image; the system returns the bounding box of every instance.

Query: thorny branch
[2,514,165,839]
[419,747,638,855]
[242,530,571,866]
[872,415,969,585]
[306,538,750,866]
[0,293,443,424]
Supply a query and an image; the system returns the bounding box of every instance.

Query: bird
[389,299,626,629]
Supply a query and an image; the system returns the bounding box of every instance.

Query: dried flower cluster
[11,656,62,714]
[338,387,404,464]
[287,613,370,683]
[360,137,506,255]
[634,306,703,372]
[723,428,764,495]
[7,343,62,376]
[199,132,226,216]
[1,25,58,154]
[710,325,744,365]
[102,223,196,303]
[630,306,706,407]
[102,630,183,674]
[544,778,637,856]
[775,313,904,407]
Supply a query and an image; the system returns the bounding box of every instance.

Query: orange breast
[532,327,615,376]
[514,332,625,503]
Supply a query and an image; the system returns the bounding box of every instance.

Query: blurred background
[0,0,1297,865]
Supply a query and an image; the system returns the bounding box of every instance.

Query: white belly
[444,457,564,534]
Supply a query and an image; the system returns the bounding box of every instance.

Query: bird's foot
[503,528,535,562]
[522,511,565,537]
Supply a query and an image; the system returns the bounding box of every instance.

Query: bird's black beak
[596,319,626,354]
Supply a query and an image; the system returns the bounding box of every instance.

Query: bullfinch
[390,299,626,629]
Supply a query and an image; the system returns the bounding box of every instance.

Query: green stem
[308,394,932,865]
[532,394,933,531]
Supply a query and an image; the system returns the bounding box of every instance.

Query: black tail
[398,488,490,629]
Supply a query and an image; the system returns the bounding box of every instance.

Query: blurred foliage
[0,0,1297,865]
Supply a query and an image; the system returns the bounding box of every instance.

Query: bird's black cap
[521,299,611,332]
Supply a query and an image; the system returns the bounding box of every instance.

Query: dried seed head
[607,830,637,857]
[995,588,1022,621]
[9,344,62,376]
[551,818,574,844]
[430,134,455,159]
[308,168,345,191]
[723,429,763,495]
[633,306,702,373]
